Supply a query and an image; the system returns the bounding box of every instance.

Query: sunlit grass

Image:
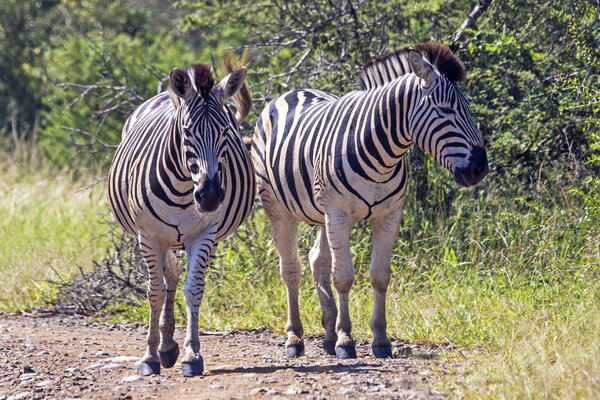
[0,160,110,311]
[1,153,599,398]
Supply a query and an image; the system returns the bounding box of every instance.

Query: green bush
[40,32,201,168]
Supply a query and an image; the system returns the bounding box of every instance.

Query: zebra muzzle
[194,176,225,213]
[454,146,489,187]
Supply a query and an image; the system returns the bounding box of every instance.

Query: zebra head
[169,63,247,212]
[407,46,488,187]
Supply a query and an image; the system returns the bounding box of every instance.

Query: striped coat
[108,60,254,376]
[252,43,488,359]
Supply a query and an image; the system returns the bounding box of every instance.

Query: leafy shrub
[40,32,201,168]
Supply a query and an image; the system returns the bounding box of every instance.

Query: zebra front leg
[309,226,338,355]
[369,207,404,358]
[158,250,182,368]
[139,234,167,376]
[265,206,304,358]
[181,230,217,377]
[325,208,356,359]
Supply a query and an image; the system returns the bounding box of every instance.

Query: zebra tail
[242,137,253,151]
[224,50,252,124]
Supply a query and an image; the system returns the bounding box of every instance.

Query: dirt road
[0,312,454,399]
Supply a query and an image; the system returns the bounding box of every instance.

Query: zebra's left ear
[408,49,436,88]
[215,67,246,100]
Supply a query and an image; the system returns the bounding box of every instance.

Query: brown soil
[0,312,456,399]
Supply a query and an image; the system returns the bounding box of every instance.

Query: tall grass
[104,178,600,397]
[0,157,110,311]
[201,181,599,398]
[1,141,599,397]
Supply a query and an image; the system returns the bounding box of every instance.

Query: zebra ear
[168,68,191,107]
[408,49,436,87]
[216,67,246,100]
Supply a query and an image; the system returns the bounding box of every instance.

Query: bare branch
[61,126,118,149]
[449,0,493,52]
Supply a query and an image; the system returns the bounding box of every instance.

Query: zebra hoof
[323,341,336,355]
[285,344,305,358]
[159,344,180,368]
[182,358,204,377]
[372,345,393,358]
[335,345,357,359]
[140,361,160,376]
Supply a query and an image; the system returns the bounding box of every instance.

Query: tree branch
[449,0,493,52]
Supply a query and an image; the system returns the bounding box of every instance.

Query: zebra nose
[194,176,225,213]
[454,146,489,187]
[469,146,489,183]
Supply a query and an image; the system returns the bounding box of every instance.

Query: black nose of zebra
[455,146,489,187]
[194,176,225,213]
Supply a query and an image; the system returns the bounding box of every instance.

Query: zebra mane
[360,43,465,90]
[187,63,215,100]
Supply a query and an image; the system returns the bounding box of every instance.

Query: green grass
[1,156,599,398]
[200,187,599,398]
[0,160,110,311]
[106,186,600,398]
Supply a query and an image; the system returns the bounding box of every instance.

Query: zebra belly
[314,178,408,224]
[259,172,407,226]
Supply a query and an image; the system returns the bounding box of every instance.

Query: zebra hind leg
[369,208,404,358]
[158,250,182,368]
[309,226,338,355]
[138,234,167,376]
[265,205,305,358]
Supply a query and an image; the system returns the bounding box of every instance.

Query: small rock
[213,364,235,370]
[22,366,34,374]
[35,380,53,387]
[36,351,49,356]
[100,363,126,370]
[120,375,144,383]
[7,392,32,400]
[94,351,109,356]
[18,373,37,381]
[85,363,105,370]
[110,356,140,363]
[210,383,224,389]
[284,386,301,395]
[339,387,354,395]
[242,373,257,378]
[250,388,266,395]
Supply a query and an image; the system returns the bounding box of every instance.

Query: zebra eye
[189,164,199,174]
[439,106,455,114]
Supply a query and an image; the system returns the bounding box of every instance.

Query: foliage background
[1,0,599,398]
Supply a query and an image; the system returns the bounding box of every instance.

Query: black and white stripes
[251,43,488,359]
[108,61,254,376]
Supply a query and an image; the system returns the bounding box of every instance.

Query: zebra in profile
[108,56,255,376]
[251,43,488,359]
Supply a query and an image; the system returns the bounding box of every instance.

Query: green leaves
[39,32,201,167]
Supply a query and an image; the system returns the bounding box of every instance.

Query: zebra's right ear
[168,68,191,108]
[408,49,436,87]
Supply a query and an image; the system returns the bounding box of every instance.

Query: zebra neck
[361,78,415,172]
